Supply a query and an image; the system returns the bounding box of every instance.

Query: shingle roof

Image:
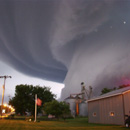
[88,86,130,102]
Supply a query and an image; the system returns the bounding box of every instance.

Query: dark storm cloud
[0,0,67,82]
[0,0,130,98]
[58,0,130,99]
[50,0,116,67]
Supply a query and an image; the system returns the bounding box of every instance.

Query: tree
[118,84,130,89]
[101,87,117,95]
[9,84,56,115]
[59,101,71,120]
[101,88,112,95]
[43,100,70,120]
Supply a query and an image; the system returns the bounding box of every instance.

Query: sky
[0,0,130,102]
[60,0,130,99]
[0,61,64,103]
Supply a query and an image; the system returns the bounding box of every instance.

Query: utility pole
[34,94,37,122]
[0,76,11,117]
[8,95,11,113]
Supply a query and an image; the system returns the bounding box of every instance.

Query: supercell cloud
[0,0,67,82]
[0,0,130,99]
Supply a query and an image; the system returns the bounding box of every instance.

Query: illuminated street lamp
[3,104,7,107]
[9,105,11,109]
[0,76,11,117]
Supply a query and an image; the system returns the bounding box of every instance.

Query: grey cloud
[93,53,130,96]
[50,0,118,68]
[0,0,67,82]
[60,0,130,99]
[0,0,130,99]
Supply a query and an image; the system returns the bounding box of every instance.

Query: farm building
[79,101,88,116]
[64,95,82,116]
[88,86,130,125]
[64,82,91,117]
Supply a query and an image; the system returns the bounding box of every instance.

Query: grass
[0,117,128,130]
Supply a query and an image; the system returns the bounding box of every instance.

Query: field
[0,117,127,130]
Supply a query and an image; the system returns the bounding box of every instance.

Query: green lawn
[0,117,127,130]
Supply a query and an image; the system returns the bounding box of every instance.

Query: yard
[0,117,127,130]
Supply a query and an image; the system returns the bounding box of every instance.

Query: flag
[36,98,42,106]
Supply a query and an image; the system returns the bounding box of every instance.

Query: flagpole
[34,94,37,122]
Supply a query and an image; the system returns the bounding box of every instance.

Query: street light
[3,103,7,107]
[0,76,11,117]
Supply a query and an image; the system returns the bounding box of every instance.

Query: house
[88,86,130,125]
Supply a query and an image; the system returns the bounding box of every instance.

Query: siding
[123,91,130,115]
[88,95,125,125]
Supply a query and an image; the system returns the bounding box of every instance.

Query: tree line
[9,84,70,119]
[101,84,130,95]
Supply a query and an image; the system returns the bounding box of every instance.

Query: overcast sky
[0,0,130,102]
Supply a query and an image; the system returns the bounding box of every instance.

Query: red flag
[36,98,42,106]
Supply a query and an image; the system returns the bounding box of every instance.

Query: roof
[88,86,130,102]
[64,95,82,100]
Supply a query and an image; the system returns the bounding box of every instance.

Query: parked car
[125,115,130,127]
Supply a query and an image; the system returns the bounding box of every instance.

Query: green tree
[9,84,55,115]
[101,88,111,95]
[101,87,117,95]
[43,100,70,120]
[59,101,71,120]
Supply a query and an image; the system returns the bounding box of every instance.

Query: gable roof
[88,86,130,102]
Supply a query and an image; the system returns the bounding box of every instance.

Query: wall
[123,91,130,116]
[88,95,125,125]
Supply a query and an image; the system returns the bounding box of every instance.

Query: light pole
[0,76,11,117]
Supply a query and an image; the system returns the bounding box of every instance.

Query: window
[109,111,115,117]
[93,112,97,117]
